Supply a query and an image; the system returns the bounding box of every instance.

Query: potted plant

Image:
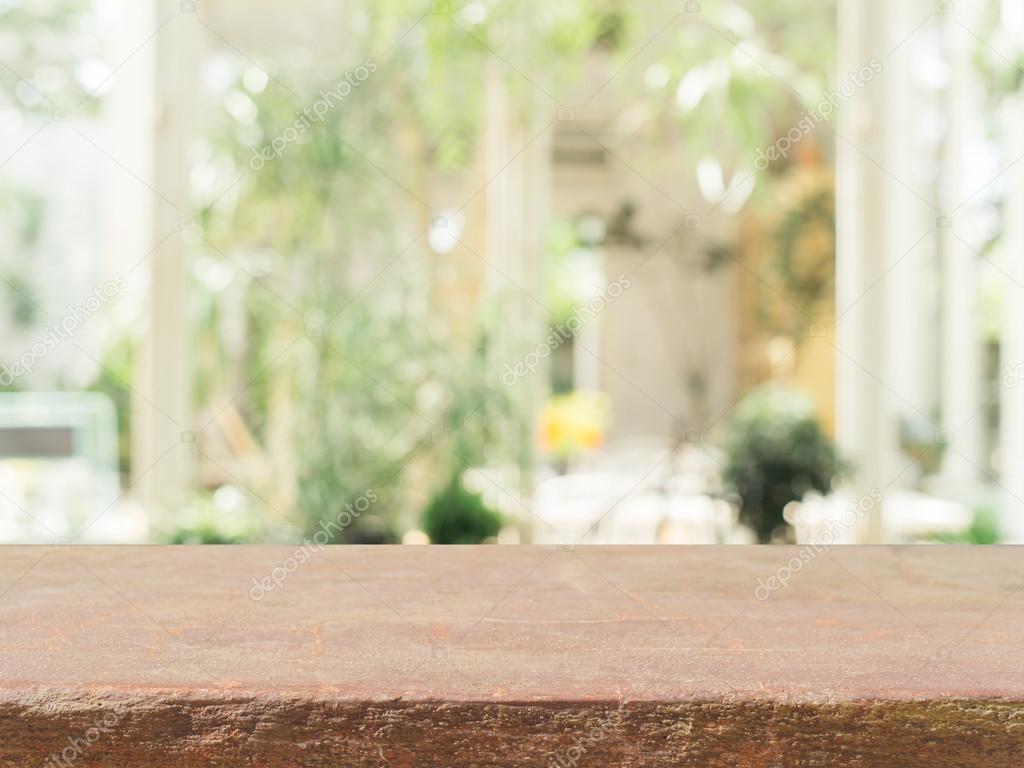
[421,472,503,545]
[723,385,843,543]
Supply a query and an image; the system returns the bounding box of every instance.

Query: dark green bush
[422,474,502,544]
[723,385,843,543]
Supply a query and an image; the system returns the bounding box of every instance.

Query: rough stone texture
[0,545,1022,766]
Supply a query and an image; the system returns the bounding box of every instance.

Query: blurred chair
[597,490,726,544]
[575,436,675,492]
[882,490,973,542]
[658,493,733,544]
[532,472,632,544]
[784,492,861,545]
[786,489,974,545]
[593,490,664,544]
[533,469,729,544]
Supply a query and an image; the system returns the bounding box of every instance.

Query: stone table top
[0,545,1021,766]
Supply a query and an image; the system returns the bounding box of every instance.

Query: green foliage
[0,0,100,112]
[542,218,606,327]
[168,523,248,545]
[196,1,582,538]
[926,506,1001,545]
[340,515,401,545]
[966,507,1001,544]
[972,1,1024,104]
[612,0,836,181]
[160,488,267,544]
[723,385,843,542]
[192,0,838,538]
[87,335,134,478]
[0,186,45,334]
[292,300,515,539]
[421,473,502,544]
[0,1,102,346]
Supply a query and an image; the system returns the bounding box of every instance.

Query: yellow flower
[537,390,611,457]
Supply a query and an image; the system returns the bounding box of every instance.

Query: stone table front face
[0,545,1022,766]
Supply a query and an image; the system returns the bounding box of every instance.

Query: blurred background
[1,0,1023,545]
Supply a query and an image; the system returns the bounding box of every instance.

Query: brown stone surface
[0,545,1022,766]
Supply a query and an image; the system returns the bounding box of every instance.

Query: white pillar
[836,0,895,542]
[937,0,985,487]
[483,57,550,510]
[883,0,940,432]
[999,94,1024,541]
[131,0,196,517]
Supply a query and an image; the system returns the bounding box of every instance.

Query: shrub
[723,385,843,543]
[422,474,502,544]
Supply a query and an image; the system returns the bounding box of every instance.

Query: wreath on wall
[755,162,836,337]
